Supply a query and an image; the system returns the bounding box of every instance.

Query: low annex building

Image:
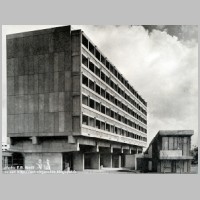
[6,26,147,171]
[137,130,193,173]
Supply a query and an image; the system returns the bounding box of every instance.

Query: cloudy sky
[2,25,198,147]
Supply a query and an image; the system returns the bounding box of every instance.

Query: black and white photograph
[1,25,198,174]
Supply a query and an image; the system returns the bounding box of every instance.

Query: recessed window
[89,117,95,127]
[96,119,100,129]
[82,75,88,87]
[95,84,100,95]
[106,60,110,70]
[95,66,100,77]
[95,49,100,60]
[106,124,110,132]
[89,99,95,109]
[106,92,110,101]
[96,102,100,112]
[89,42,95,55]
[82,114,88,125]
[82,55,88,67]
[101,88,105,98]
[101,55,105,65]
[89,62,95,73]
[82,35,88,48]
[101,71,106,82]
[101,104,105,114]
[82,94,88,106]
[101,121,105,130]
[89,79,95,91]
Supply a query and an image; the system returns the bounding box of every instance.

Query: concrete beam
[31,137,39,145]
[68,136,76,144]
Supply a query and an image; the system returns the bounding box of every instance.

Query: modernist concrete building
[137,130,193,173]
[7,26,147,171]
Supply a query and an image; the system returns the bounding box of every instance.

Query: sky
[1,25,198,147]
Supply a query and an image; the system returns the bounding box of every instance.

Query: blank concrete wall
[7,26,75,138]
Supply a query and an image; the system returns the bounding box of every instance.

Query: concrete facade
[7,26,147,171]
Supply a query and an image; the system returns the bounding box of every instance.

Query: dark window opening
[89,117,95,127]
[96,102,100,112]
[96,84,100,95]
[95,67,100,77]
[101,121,105,130]
[82,114,88,125]
[82,35,88,48]
[106,60,110,70]
[106,124,110,132]
[101,55,105,65]
[82,75,88,87]
[95,49,100,60]
[89,42,95,55]
[96,119,100,129]
[89,62,95,73]
[89,99,95,109]
[106,92,110,101]
[106,76,110,85]
[101,71,106,82]
[101,88,105,98]
[101,105,105,114]
[111,110,114,118]
[82,94,88,106]
[106,107,110,116]
[89,79,95,91]
[82,55,88,67]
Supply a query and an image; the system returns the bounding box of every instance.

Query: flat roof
[158,130,194,136]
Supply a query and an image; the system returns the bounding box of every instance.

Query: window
[115,127,117,134]
[89,79,95,91]
[101,71,106,82]
[82,75,88,87]
[82,35,88,48]
[96,119,100,129]
[96,102,100,112]
[106,91,110,101]
[82,94,88,106]
[101,88,105,98]
[89,99,95,109]
[111,110,114,118]
[82,55,88,67]
[106,76,110,85]
[89,117,95,127]
[101,121,105,130]
[89,42,95,55]
[110,125,114,133]
[89,62,95,73]
[95,66,100,77]
[95,84,100,95]
[106,124,110,132]
[106,107,110,116]
[101,104,105,114]
[106,60,110,70]
[95,49,100,60]
[101,55,105,65]
[82,114,88,125]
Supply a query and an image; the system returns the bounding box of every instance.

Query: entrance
[12,153,24,169]
[63,153,73,171]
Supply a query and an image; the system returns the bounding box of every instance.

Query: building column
[90,153,100,169]
[73,152,84,171]
[101,154,112,168]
